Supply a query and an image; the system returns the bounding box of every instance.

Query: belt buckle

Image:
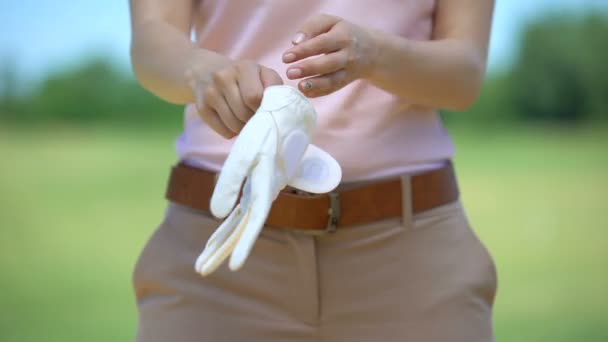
[282,191,340,236]
[325,192,340,234]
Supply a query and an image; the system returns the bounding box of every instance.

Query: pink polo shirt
[176,0,454,182]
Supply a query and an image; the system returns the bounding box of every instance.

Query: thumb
[292,14,341,44]
[260,66,284,88]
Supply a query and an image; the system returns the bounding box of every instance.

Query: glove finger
[195,203,243,273]
[196,178,253,275]
[205,203,241,249]
[198,209,251,276]
[211,113,274,218]
[229,156,275,271]
[207,177,252,248]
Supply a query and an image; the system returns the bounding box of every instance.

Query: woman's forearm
[130,20,231,104]
[367,30,487,111]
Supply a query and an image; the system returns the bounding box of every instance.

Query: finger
[199,209,251,276]
[204,86,245,134]
[229,156,275,271]
[236,63,265,113]
[223,82,254,123]
[286,51,347,80]
[291,14,341,45]
[210,113,274,218]
[215,96,246,133]
[283,32,345,64]
[259,66,284,88]
[298,69,350,98]
[198,104,234,139]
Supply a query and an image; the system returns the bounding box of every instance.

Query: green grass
[1,123,607,341]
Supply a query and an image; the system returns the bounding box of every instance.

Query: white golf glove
[194,85,342,276]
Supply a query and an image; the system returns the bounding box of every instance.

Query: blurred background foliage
[444,12,608,125]
[1,12,607,127]
[0,55,180,127]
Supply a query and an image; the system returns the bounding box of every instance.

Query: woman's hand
[282,15,379,97]
[188,61,283,138]
[281,0,494,110]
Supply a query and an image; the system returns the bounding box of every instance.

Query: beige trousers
[133,177,497,341]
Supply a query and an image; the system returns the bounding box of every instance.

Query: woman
[129,0,497,341]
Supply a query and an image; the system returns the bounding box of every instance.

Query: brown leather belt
[165,161,459,233]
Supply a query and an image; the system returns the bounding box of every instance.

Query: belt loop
[325,192,340,233]
[400,175,413,230]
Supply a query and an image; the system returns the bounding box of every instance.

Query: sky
[1,0,607,85]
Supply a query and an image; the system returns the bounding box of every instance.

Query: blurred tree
[509,12,608,122]
[0,56,21,118]
[444,11,608,127]
[27,56,181,124]
[0,55,182,126]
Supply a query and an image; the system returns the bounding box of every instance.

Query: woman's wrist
[351,26,384,81]
[362,30,484,110]
[184,48,233,97]
[361,28,401,83]
[362,29,416,89]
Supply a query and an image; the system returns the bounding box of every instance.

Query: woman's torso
[176,0,454,182]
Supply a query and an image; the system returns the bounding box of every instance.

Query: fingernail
[301,81,313,90]
[287,68,302,79]
[283,52,296,63]
[292,32,305,44]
